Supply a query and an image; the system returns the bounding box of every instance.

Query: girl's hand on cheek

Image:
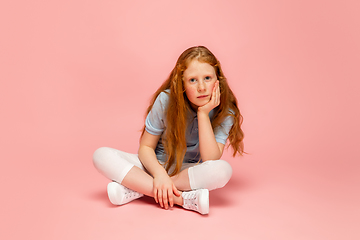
[198,80,220,115]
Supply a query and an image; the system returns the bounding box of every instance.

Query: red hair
[142,46,244,176]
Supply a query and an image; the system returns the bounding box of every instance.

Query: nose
[198,80,206,92]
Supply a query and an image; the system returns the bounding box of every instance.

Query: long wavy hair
[142,46,244,176]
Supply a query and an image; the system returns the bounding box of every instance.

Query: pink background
[1,0,359,239]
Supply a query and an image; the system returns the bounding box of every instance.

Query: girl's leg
[93,147,183,206]
[171,167,192,191]
[122,166,210,214]
[121,166,183,206]
[93,147,144,183]
[171,160,233,191]
[93,147,210,214]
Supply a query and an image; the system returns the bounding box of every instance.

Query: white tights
[93,147,232,191]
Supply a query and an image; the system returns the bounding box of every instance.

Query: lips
[197,95,209,99]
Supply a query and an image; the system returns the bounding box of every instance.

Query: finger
[210,83,217,103]
[163,190,168,209]
[215,81,220,105]
[213,80,218,90]
[168,189,174,208]
[173,184,181,197]
[215,81,220,97]
[158,190,163,208]
[154,189,158,203]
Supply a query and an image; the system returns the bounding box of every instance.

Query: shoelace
[124,188,141,199]
[183,192,198,210]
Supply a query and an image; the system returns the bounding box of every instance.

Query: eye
[189,78,197,83]
[205,76,212,81]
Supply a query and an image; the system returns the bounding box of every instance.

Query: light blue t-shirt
[145,90,234,163]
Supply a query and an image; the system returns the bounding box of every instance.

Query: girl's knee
[92,147,136,183]
[92,147,112,170]
[212,160,232,186]
[190,160,233,190]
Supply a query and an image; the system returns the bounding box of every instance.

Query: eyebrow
[185,72,214,79]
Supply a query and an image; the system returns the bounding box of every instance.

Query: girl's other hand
[153,174,181,209]
[197,80,220,115]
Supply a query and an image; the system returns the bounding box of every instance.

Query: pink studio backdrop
[1,0,359,239]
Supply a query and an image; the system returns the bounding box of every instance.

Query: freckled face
[183,60,217,110]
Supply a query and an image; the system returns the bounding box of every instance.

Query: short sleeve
[145,91,169,135]
[214,114,234,145]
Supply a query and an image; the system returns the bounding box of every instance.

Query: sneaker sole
[199,189,209,215]
[107,182,122,205]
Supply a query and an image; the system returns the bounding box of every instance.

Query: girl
[93,46,244,215]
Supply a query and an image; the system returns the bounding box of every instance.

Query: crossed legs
[93,147,232,208]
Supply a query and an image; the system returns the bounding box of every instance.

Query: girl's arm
[138,131,180,209]
[197,112,225,161]
[138,132,166,177]
[197,80,225,161]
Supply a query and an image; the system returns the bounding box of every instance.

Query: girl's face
[183,60,217,111]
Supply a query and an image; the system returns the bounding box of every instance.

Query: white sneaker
[182,189,209,215]
[107,182,143,205]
